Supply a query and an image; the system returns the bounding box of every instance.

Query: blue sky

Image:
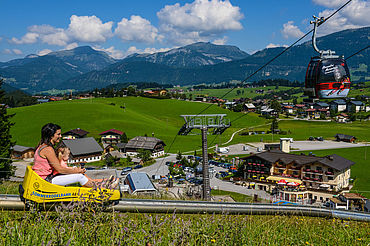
[0,0,369,62]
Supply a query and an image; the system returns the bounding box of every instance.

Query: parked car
[315,136,324,141]
[121,167,132,175]
[308,136,315,141]
[134,164,143,169]
[165,161,172,166]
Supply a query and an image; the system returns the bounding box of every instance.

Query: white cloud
[67,15,113,43]
[93,46,125,59]
[124,46,172,57]
[10,32,39,44]
[38,49,52,56]
[157,0,243,45]
[115,15,163,43]
[65,42,78,50]
[3,49,12,54]
[281,21,305,39]
[213,36,228,45]
[12,49,23,55]
[2,48,23,55]
[10,15,113,47]
[266,43,288,49]
[312,0,370,35]
[312,0,347,8]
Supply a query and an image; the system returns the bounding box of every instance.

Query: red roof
[99,129,124,136]
[305,108,316,112]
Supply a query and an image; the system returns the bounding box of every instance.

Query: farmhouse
[347,101,365,113]
[125,136,166,158]
[62,128,89,140]
[244,103,256,112]
[330,99,347,112]
[61,137,103,164]
[335,134,356,143]
[99,129,124,144]
[11,145,35,159]
[241,150,354,204]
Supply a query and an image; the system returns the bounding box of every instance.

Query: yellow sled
[19,166,120,205]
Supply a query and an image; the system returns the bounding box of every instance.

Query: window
[314,196,317,200]
[316,166,322,171]
[328,176,334,180]
[328,168,334,173]
[306,165,311,170]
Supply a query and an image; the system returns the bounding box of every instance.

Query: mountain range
[0,26,369,94]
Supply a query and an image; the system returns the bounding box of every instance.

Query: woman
[33,123,95,187]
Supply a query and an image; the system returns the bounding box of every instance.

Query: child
[56,147,119,189]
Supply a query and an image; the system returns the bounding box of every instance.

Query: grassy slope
[296,147,370,198]
[8,97,266,152]
[228,119,370,145]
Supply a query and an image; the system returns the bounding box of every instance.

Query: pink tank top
[32,145,53,179]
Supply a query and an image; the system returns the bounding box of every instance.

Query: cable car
[304,16,351,99]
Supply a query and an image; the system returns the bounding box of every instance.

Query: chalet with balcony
[241,150,354,204]
[61,137,103,164]
[125,136,166,158]
[99,129,124,144]
[347,101,365,113]
[330,99,347,112]
[62,128,89,140]
[11,145,35,159]
[244,103,256,112]
[305,108,320,119]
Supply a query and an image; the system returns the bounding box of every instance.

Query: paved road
[138,154,176,177]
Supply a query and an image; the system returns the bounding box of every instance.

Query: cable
[345,45,370,61]
[154,0,355,175]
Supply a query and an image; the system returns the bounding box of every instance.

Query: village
[11,119,369,213]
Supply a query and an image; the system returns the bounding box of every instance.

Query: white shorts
[52,174,89,186]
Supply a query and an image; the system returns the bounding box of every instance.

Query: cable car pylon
[178,114,231,200]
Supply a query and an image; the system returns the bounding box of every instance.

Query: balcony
[303,169,323,174]
[325,171,334,176]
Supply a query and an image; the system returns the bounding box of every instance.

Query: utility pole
[178,114,230,201]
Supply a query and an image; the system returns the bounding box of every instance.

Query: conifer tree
[0,79,15,181]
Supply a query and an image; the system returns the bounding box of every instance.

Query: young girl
[55,147,119,189]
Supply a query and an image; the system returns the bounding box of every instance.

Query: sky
[0,0,369,62]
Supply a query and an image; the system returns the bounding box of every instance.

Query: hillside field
[228,119,370,146]
[9,97,370,153]
[8,97,266,152]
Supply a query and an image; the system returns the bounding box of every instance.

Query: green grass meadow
[228,119,370,146]
[8,97,266,152]
[8,97,370,153]
[0,211,368,245]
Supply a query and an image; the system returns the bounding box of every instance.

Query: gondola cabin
[305,56,351,99]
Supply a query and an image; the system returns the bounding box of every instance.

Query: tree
[0,79,15,181]
[270,100,281,112]
[176,151,182,161]
[233,104,243,112]
[137,149,152,162]
[270,118,279,133]
[121,132,128,143]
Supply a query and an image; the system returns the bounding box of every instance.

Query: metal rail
[1,195,369,222]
